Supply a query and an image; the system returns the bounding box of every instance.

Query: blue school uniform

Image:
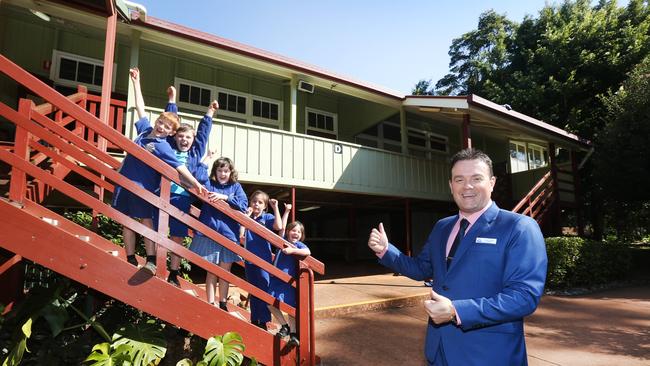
[161,103,213,236]
[112,117,182,219]
[244,212,275,324]
[269,241,309,307]
[189,180,247,264]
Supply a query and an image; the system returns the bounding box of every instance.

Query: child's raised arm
[278,202,292,237]
[269,198,283,231]
[129,68,146,120]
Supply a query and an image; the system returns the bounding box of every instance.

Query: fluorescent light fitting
[30,9,51,22]
[419,107,441,113]
[298,205,320,212]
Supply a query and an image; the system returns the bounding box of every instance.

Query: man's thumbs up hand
[368,222,389,254]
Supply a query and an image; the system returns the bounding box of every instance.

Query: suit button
[442,285,449,291]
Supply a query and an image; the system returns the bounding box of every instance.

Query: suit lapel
[447,202,499,273]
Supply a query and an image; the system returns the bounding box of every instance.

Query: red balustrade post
[9,99,34,202]
[297,264,313,365]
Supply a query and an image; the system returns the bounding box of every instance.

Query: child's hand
[196,184,207,196]
[269,199,278,210]
[246,207,254,217]
[282,246,294,255]
[210,100,219,110]
[239,233,246,245]
[208,192,228,202]
[129,68,140,82]
[284,202,292,211]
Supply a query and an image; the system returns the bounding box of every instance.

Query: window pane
[317,114,325,129]
[237,96,246,114]
[93,65,103,86]
[77,62,94,83]
[218,92,227,108]
[430,136,446,151]
[362,125,379,136]
[179,84,190,103]
[383,124,401,141]
[325,116,333,131]
[270,103,278,120]
[408,132,426,147]
[227,94,237,112]
[200,88,211,106]
[190,86,200,105]
[253,100,261,117]
[59,58,77,80]
[261,102,270,119]
[308,112,316,127]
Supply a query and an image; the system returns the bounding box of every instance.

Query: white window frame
[305,107,338,139]
[406,127,448,158]
[215,86,248,119]
[509,140,548,173]
[251,95,283,128]
[175,77,214,112]
[356,121,448,158]
[50,50,117,93]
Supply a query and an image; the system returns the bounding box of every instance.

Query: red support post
[548,143,560,234]
[9,99,34,202]
[297,265,312,365]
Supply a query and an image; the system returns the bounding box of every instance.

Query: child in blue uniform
[190,157,247,310]
[241,190,282,330]
[112,68,206,275]
[268,221,311,347]
[160,86,217,286]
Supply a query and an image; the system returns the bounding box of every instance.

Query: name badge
[476,237,497,245]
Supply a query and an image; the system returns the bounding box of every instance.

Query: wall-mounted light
[29,9,51,22]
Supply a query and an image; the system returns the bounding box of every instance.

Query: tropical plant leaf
[112,321,167,366]
[175,359,193,366]
[83,342,131,366]
[41,300,69,337]
[2,318,32,366]
[203,332,245,366]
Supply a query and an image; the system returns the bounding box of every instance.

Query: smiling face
[153,116,176,138]
[287,225,304,244]
[214,165,232,185]
[449,159,496,215]
[174,130,195,152]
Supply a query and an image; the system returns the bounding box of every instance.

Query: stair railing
[0,53,323,365]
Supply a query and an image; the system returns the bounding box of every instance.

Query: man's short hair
[450,148,494,176]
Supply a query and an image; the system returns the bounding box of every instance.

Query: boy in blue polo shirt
[160,86,217,286]
[112,68,206,275]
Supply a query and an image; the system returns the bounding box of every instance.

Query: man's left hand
[424,290,456,324]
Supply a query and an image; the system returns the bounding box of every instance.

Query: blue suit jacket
[380,202,547,366]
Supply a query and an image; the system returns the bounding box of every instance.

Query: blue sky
[133,1,576,94]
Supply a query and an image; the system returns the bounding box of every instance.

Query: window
[51,50,116,92]
[510,141,548,173]
[252,96,282,127]
[218,90,247,114]
[176,78,214,110]
[306,108,337,139]
[355,121,448,158]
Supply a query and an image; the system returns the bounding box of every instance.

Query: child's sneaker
[143,261,157,275]
[275,324,290,339]
[287,333,300,348]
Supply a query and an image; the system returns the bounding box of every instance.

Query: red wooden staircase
[0,54,324,365]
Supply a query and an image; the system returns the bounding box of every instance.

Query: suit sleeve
[452,216,547,329]
[378,227,438,281]
[227,183,248,213]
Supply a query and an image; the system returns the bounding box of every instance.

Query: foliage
[545,236,633,289]
[202,332,247,366]
[2,318,31,366]
[110,321,167,366]
[65,211,124,245]
[83,343,132,366]
[594,55,650,239]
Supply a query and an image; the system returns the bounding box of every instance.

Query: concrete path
[313,272,650,366]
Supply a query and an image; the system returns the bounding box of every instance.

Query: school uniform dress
[244,212,275,324]
[269,241,309,308]
[190,180,247,264]
[160,104,213,237]
[112,117,182,219]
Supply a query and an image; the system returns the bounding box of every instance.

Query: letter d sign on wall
[333,143,343,154]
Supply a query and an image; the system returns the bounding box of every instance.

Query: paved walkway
[312,270,650,366]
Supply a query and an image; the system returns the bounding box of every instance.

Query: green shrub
[545,236,633,289]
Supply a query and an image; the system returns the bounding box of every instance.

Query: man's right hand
[368,222,388,254]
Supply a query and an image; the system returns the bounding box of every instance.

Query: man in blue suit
[368,148,547,365]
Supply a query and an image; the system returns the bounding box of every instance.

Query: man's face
[448,159,496,215]
[174,130,195,152]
